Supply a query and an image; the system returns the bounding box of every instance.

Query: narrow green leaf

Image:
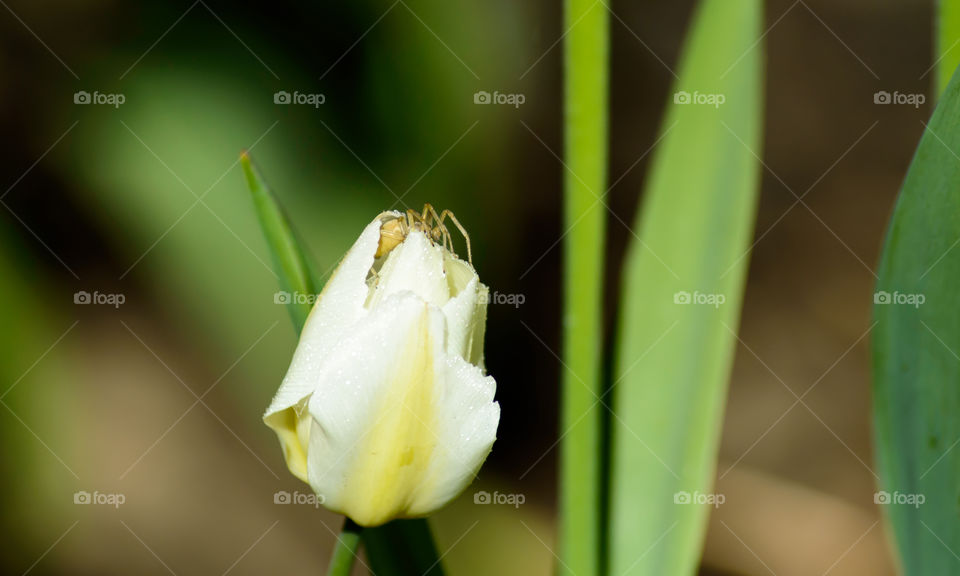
[241,153,319,332]
[873,66,960,575]
[242,154,444,575]
[560,0,607,574]
[608,0,763,574]
[937,0,960,96]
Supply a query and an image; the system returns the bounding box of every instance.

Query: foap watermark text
[674,490,725,508]
[874,290,924,308]
[74,490,126,508]
[674,90,725,108]
[274,91,326,108]
[479,291,525,308]
[674,290,725,308]
[875,490,924,508]
[874,91,925,108]
[474,91,525,108]
[275,291,319,306]
[74,91,125,108]
[74,290,125,308]
[474,490,525,508]
[274,490,325,508]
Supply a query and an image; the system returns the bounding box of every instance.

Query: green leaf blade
[873,65,960,575]
[241,152,319,332]
[608,0,764,574]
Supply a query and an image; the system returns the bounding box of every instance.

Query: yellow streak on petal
[339,305,438,526]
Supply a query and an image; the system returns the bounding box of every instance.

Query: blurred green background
[0,0,934,574]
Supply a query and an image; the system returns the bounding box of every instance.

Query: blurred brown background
[0,0,933,574]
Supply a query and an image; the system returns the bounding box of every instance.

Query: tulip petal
[441,271,480,362]
[305,292,441,525]
[264,216,385,479]
[406,353,498,517]
[367,231,450,309]
[443,254,488,367]
[304,291,498,526]
[469,284,489,369]
[265,216,383,418]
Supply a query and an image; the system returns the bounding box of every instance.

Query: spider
[375,204,472,264]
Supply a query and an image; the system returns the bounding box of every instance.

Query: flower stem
[326,518,363,576]
[938,0,960,97]
[561,0,608,574]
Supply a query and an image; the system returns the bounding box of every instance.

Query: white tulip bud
[264,211,499,526]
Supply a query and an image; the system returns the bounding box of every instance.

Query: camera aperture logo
[874,290,924,308]
[874,91,925,108]
[74,91,125,108]
[673,90,725,109]
[74,490,126,508]
[474,90,525,108]
[473,490,525,508]
[274,90,326,108]
[874,490,924,508]
[74,290,125,308]
[673,290,725,308]
[673,490,725,508]
[274,490,325,508]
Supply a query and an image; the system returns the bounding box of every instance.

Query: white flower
[264,211,499,527]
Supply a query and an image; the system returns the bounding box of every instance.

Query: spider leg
[439,209,472,264]
[421,204,451,250]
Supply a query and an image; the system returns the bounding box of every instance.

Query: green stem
[326,518,363,576]
[560,0,608,574]
[363,520,444,576]
[939,0,960,97]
